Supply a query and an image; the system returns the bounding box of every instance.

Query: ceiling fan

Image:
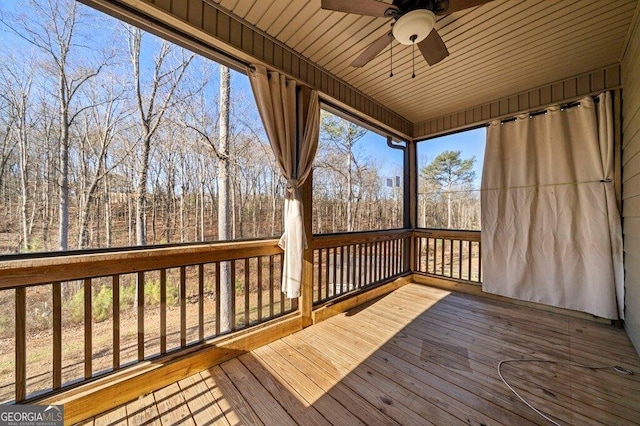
[321,0,493,69]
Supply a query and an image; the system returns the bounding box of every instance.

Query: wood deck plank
[272,338,401,426]
[92,406,127,426]
[237,352,332,426]
[177,373,230,426]
[372,302,638,418]
[389,290,640,396]
[200,367,263,426]
[284,333,435,426]
[251,344,365,425]
[318,313,542,425]
[372,287,640,425]
[125,392,160,425]
[219,358,297,426]
[87,284,640,426]
[153,383,195,425]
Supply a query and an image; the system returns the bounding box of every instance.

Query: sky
[417,127,487,187]
[0,0,483,187]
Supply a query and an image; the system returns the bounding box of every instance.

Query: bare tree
[0,63,35,251]
[319,112,367,232]
[127,26,194,245]
[76,79,128,248]
[1,0,111,250]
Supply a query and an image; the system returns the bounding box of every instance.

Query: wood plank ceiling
[209,0,638,126]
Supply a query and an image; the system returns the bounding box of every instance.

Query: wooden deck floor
[82,284,640,425]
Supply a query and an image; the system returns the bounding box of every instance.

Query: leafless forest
[0,0,479,256]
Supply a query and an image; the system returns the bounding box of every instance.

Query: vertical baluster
[180,266,186,347]
[15,287,26,401]
[53,282,62,389]
[478,241,482,282]
[113,275,120,368]
[198,264,205,341]
[385,240,390,278]
[396,239,401,275]
[215,262,221,336]
[424,237,430,273]
[279,253,285,314]
[324,248,330,301]
[137,272,144,361]
[257,257,263,322]
[378,241,382,279]
[449,239,454,277]
[317,249,323,302]
[357,244,362,288]
[84,278,92,379]
[269,256,274,318]
[468,240,472,280]
[394,239,398,275]
[231,260,237,329]
[351,244,357,289]
[431,238,437,273]
[440,238,445,275]
[160,269,166,353]
[458,240,463,279]
[417,237,422,273]
[244,258,250,327]
[363,243,369,286]
[332,248,337,297]
[391,239,395,276]
[376,241,382,282]
[380,241,385,279]
[389,240,394,276]
[345,245,351,291]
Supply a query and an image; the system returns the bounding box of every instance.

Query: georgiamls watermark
[0,405,63,426]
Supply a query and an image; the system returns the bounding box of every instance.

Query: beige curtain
[481,93,623,319]
[248,64,320,298]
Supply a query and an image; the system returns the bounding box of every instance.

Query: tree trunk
[446,187,452,229]
[58,97,70,251]
[104,177,112,247]
[218,65,233,333]
[136,136,151,245]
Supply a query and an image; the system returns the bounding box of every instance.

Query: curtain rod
[500,95,601,124]
[320,98,409,143]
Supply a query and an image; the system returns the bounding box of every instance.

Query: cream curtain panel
[481,92,623,319]
[248,64,320,298]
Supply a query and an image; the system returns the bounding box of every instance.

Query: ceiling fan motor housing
[392,9,436,45]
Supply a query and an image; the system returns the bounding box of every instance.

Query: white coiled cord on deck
[497,359,633,426]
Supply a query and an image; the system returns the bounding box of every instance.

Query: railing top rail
[0,239,281,289]
[311,229,411,250]
[413,228,481,242]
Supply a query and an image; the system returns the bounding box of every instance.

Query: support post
[406,139,418,272]
[298,86,314,327]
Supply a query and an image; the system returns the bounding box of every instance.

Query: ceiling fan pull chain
[411,36,416,78]
[389,39,393,77]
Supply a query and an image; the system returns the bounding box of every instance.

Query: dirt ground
[0,290,291,403]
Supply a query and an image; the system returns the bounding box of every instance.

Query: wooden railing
[311,230,412,305]
[0,240,295,403]
[0,228,480,405]
[413,229,482,283]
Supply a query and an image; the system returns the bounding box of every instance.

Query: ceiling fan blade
[418,29,450,66]
[321,0,398,18]
[351,31,393,67]
[445,0,494,14]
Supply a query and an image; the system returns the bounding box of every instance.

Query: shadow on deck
[80,284,640,425]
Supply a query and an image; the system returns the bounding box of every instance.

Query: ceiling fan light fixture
[392,9,436,45]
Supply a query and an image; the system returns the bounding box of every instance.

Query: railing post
[301,173,314,327]
[406,139,417,273]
